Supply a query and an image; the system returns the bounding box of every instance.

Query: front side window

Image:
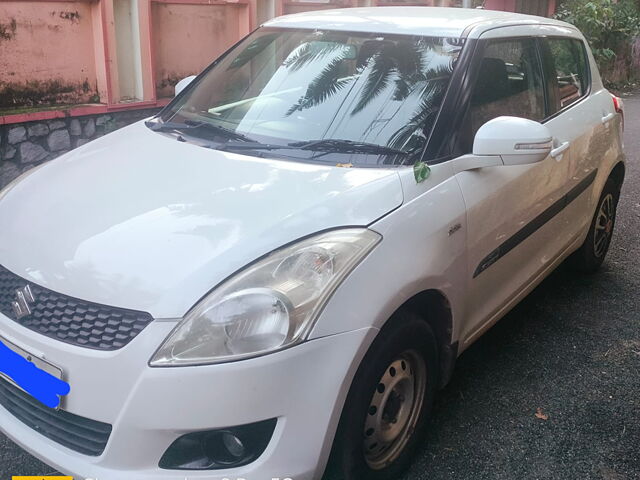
[545,38,589,111]
[466,38,545,141]
[158,28,465,166]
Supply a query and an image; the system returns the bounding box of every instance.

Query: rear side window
[545,38,589,111]
[465,38,546,143]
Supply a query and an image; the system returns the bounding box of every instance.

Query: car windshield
[158,27,465,166]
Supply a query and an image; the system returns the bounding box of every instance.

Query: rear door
[453,30,576,346]
[540,35,609,241]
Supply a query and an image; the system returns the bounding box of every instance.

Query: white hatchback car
[0,7,625,480]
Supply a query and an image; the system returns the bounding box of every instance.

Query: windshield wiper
[220,139,406,158]
[288,139,407,156]
[216,141,299,152]
[148,121,409,158]
[147,120,254,142]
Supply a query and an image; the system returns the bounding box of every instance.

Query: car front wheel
[325,311,439,480]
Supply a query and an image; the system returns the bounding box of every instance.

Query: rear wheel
[326,311,438,480]
[569,178,620,273]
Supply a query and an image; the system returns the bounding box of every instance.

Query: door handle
[550,141,570,158]
[601,112,616,124]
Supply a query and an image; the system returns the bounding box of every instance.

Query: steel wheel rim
[363,350,427,470]
[594,193,615,258]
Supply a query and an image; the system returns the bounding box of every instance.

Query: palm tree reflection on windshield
[284,37,461,158]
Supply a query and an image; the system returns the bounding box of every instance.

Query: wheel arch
[385,289,457,388]
[608,161,625,192]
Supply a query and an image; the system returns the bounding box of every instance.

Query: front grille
[0,377,112,456]
[0,264,154,350]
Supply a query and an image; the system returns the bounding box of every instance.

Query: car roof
[264,7,574,38]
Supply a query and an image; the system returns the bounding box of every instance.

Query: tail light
[612,94,624,131]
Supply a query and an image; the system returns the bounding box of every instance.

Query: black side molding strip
[473,169,598,278]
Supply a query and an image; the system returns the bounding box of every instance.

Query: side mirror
[174,75,197,97]
[473,116,553,165]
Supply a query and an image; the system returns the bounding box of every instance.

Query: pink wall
[374,0,435,5]
[484,0,556,17]
[151,1,250,97]
[280,0,355,15]
[0,0,99,108]
[0,0,252,111]
[483,0,515,11]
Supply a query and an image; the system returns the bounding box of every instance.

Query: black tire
[325,311,439,480]
[568,178,620,273]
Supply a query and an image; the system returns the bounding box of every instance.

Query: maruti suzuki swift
[0,7,625,480]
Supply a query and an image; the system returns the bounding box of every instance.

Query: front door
[453,33,574,346]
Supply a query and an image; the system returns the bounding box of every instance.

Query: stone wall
[0,107,161,189]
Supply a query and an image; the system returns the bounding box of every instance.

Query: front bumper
[0,311,377,480]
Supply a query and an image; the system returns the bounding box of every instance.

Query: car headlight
[150,228,381,366]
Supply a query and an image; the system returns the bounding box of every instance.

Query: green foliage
[413,161,431,184]
[555,0,640,68]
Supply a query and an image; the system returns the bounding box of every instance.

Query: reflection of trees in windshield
[285,48,356,114]
[283,39,351,72]
[285,36,460,153]
[164,29,464,165]
[387,80,447,151]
